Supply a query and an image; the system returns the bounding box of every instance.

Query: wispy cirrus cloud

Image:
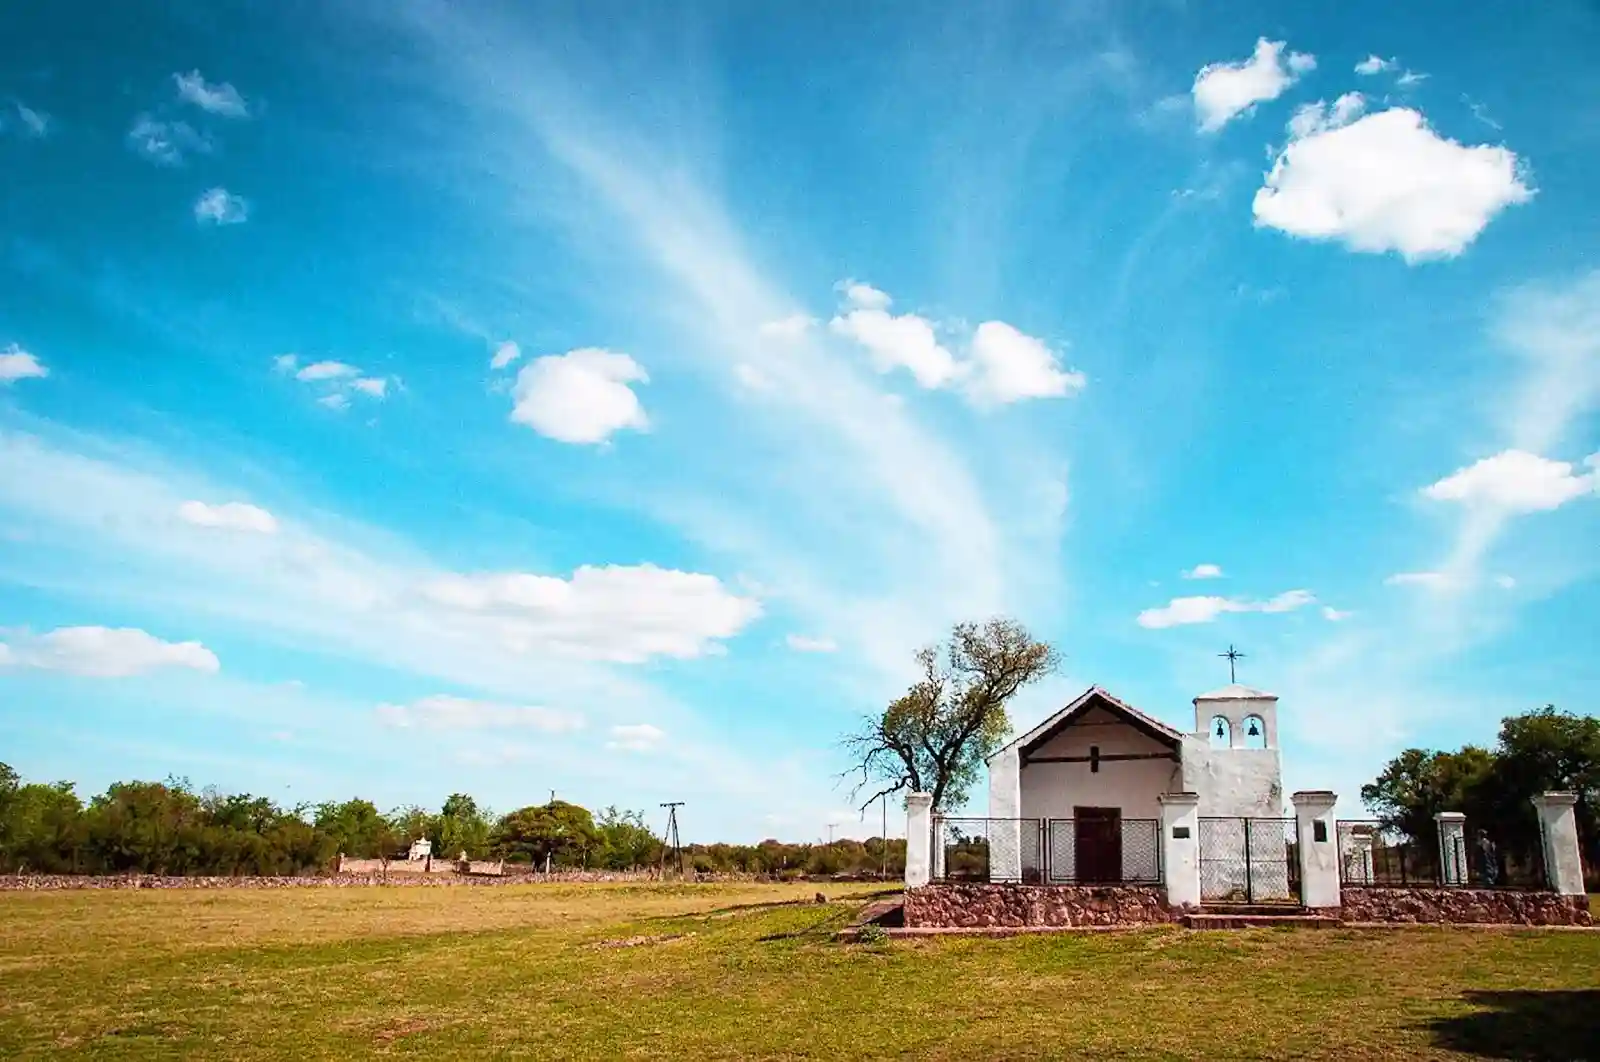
[127,114,211,165]
[376,694,583,732]
[194,187,250,226]
[273,354,394,411]
[0,345,47,384]
[1137,588,1316,629]
[173,70,251,118]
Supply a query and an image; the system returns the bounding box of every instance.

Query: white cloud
[490,341,521,369]
[510,348,650,445]
[1322,607,1353,621]
[421,564,761,663]
[1287,92,1367,139]
[1354,55,1394,75]
[0,626,219,678]
[1137,588,1317,628]
[1253,106,1532,261]
[607,722,665,752]
[177,500,279,534]
[0,345,47,384]
[1494,574,1517,590]
[173,70,250,118]
[127,114,211,165]
[733,363,773,391]
[1192,38,1316,132]
[830,305,961,390]
[836,280,891,311]
[757,314,816,340]
[273,354,299,373]
[1385,571,1450,589]
[1182,563,1224,580]
[786,633,837,653]
[375,694,583,732]
[1397,71,1429,88]
[13,103,48,137]
[318,394,350,411]
[1420,449,1599,513]
[193,187,249,226]
[296,361,359,382]
[964,321,1086,406]
[351,377,390,399]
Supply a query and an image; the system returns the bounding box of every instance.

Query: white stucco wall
[1018,707,1181,821]
[1179,736,1285,818]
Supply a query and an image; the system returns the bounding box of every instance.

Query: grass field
[2,884,1598,1061]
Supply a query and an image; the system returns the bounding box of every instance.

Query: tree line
[1361,704,1598,883]
[0,763,905,878]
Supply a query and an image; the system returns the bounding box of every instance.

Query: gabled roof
[990,686,1186,763]
[1193,683,1278,702]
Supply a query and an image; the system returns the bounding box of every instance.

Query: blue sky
[2,0,1597,842]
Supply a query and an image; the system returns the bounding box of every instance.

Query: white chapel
[977,683,1287,885]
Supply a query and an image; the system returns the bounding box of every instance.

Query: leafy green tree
[83,779,209,874]
[1359,746,1497,841]
[313,799,397,859]
[593,806,661,869]
[842,618,1059,812]
[433,793,493,860]
[492,800,600,868]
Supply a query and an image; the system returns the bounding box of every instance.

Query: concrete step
[1201,903,1311,917]
[1184,913,1341,930]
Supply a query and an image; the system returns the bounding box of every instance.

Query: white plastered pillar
[1159,791,1201,909]
[1435,811,1467,885]
[987,746,1023,882]
[1292,790,1340,910]
[905,793,933,889]
[1531,791,1585,897]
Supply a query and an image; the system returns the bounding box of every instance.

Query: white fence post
[1531,792,1585,896]
[1292,790,1340,910]
[1158,792,1201,909]
[1435,811,1466,885]
[905,793,933,888]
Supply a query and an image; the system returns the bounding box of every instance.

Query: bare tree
[842,618,1059,813]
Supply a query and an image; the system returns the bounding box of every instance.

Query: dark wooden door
[1074,807,1122,883]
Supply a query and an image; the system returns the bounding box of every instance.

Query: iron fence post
[1244,817,1254,904]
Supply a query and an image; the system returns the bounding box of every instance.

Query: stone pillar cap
[1531,791,1578,807]
[1159,791,1201,805]
[906,792,934,808]
[1434,810,1467,822]
[1291,790,1338,806]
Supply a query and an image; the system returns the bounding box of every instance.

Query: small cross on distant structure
[1219,644,1246,684]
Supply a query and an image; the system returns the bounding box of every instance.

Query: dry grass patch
[1,884,1597,1060]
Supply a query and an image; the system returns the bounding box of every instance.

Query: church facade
[975,684,1286,887]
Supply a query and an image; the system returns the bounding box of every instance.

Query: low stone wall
[903,883,1177,929]
[1342,887,1594,926]
[0,869,787,891]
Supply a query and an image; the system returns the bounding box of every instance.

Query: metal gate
[1198,817,1301,904]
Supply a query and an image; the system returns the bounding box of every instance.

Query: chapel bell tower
[1193,684,1279,750]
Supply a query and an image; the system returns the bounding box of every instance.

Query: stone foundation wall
[1341,887,1594,926]
[903,883,1177,928]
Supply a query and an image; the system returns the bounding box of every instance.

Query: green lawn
[2,883,1597,1060]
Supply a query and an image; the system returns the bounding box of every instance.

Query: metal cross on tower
[660,801,685,877]
[1219,644,1246,684]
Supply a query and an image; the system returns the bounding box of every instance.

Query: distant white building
[407,838,432,862]
[974,684,1288,896]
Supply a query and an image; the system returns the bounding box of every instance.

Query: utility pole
[660,802,684,878]
[827,824,836,846]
